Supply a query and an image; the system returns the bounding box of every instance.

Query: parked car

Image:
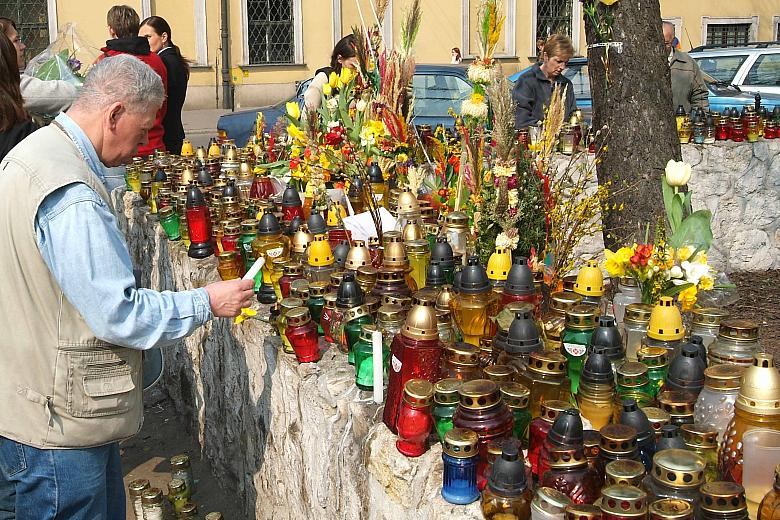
[508,56,779,120]
[689,42,780,97]
[217,64,472,146]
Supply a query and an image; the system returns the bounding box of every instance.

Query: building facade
[2,0,779,110]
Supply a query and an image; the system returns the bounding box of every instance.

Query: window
[412,73,472,118]
[536,0,573,42]
[706,23,751,46]
[692,55,748,83]
[0,0,49,60]
[745,54,780,86]
[246,0,294,64]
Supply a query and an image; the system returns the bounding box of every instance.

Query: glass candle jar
[531,487,571,520]
[450,290,501,348]
[481,442,534,520]
[353,324,380,391]
[440,342,482,381]
[624,304,653,362]
[442,427,481,505]
[216,251,243,280]
[638,346,669,399]
[600,485,648,520]
[528,400,571,478]
[613,277,642,326]
[433,378,462,442]
[484,365,518,384]
[128,479,151,520]
[597,424,640,482]
[517,351,573,419]
[320,292,339,344]
[405,239,430,290]
[372,268,412,299]
[606,459,646,488]
[541,292,582,351]
[501,382,532,447]
[396,379,435,457]
[542,446,603,504]
[699,481,749,520]
[453,379,515,490]
[279,262,305,299]
[759,464,780,520]
[278,297,304,354]
[562,304,598,394]
[306,281,328,335]
[678,118,693,144]
[642,449,705,508]
[694,364,744,443]
[658,390,697,427]
[305,234,336,284]
[690,308,730,350]
[583,430,601,472]
[565,504,602,520]
[341,305,374,365]
[158,206,181,241]
[649,499,693,520]
[708,320,760,368]
[643,407,672,441]
[238,219,258,272]
[442,211,471,259]
[141,488,165,520]
[680,423,718,483]
[167,478,189,514]
[285,306,320,363]
[615,363,654,418]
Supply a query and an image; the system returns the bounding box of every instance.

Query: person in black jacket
[512,34,577,129]
[0,27,36,161]
[140,16,189,154]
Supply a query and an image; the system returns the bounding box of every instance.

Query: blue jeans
[0,437,125,520]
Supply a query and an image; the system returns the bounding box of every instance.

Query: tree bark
[584,0,681,249]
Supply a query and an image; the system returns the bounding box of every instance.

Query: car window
[562,63,590,99]
[744,54,780,86]
[693,55,748,83]
[412,73,472,117]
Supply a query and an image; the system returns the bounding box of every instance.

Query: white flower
[461,98,488,120]
[493,165,515,178]
[682,260,710,286]
[328,121,341,129]
[507,189,519,208]
[665,159,692,187]
[670,265,683,278]
[467,64,493,84]
[356,99,367,112]
[326,98,339,110]
[496,232,519,251]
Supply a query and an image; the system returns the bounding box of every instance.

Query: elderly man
[0,55,254,519]
[663,21,709,112]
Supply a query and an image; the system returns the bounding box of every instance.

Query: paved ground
[182,108,231,149]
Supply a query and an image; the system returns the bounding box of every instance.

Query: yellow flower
[678,286,698,311]
[675,246,692,262]
[328,72,339,88]
[234,307,257,325]
[286,101,300,120]
[339,67,355,85]
[319,153,331,170]
[471,92,485,104]
[599,0,620,4]
[287,124,306,143]
[604,248,628,277]
[698,274,714,291]
[396,153,408,163]
[322,83,332,97]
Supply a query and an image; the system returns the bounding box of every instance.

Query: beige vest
[0,124,142,448]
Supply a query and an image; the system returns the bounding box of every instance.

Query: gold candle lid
[444,210,468,228]
[641,407,671,433]
[402,379,434,407]
[401,303,438,340]
[128,478,150,497]
[600,485,647,517]
[617,362,649,387]
[376,268,406,283]
[599,424,638,454]
[434,378,462,405]
[396,190,420,214]
[550,291,582,314]
[637,346,669,368]
[458,379,501,410]
[346,240,372,271]
[358,323,378,343]
[487,440,504,458]
[217,250,238,261]
[718,319,760,341]
[699,482,747,515]
[548,446,588,469]
[565,504,602,520]
[649,499,693,520]
[500,382,530,409]
[443,342,479,367]
[533,487,572,515]
[383,294,412,310]
[356,264,378,282]
[691,307,729,327]
[606,459,646,486]
[435,285,454,312]
[323,292,337,309]
[736,354,780,414]
[342,304,371,323]
[223,222,240,235]
[703,364,744,390]
[657,390,697,416]
[527,350,567,376]
[650,449,705,488]
[309,281,329,297]
[539,400,574,423]
[412,290,438,308]
[442,428,479,458]
[382,240,409,269]
[141,487,163,505]
[377,304,405,323]
[291,228,313,253]
[282,262,303,276]
[483,364,517,382]
[404,238,429,253]
[240,219,258,233]
[681,423,718,449]
[279,297,304,312]
[158,206,175,218]
[168,478,186,495]
[564,304,599,330]
[179,502,198,516]
[290,282,310,300]
[329,271,345,290]
[364,294,380,315]
[285,306,311,326]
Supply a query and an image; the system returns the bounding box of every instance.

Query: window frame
[531,0,581,57]
[701,16,758,47]
[743,52,780,87]
[460,0,518,59]
[241,0,303,67]
[773,16,780,42]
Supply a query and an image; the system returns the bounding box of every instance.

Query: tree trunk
[584,0,681,249]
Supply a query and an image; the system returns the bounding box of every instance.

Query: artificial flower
[286,101,300,120]
[467,63,492,84]
[493,165,515,178]
[681,259,710,286]
[496,231,520,251]
[234,307,257,325]
[461,93,489,120]
[665,159,692,187]
[670,265,683,279]
[326,98,339,110]
[507,188,519,208]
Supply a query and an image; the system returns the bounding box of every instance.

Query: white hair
[72,54,164,114]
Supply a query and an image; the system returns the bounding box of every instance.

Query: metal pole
[221,0,234,110]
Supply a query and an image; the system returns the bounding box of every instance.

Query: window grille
[0,0,49,60]
[706,23,751,46]
[246,0,294,65]
[536,0,572,42]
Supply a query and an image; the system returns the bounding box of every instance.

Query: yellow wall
[53,0,780,108]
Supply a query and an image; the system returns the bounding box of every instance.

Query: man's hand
[205,279,256,317]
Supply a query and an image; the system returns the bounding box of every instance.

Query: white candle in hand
[372,330,383,404]
[242,256,265,281]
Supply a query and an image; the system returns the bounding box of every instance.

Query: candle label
[391,354,402,373]
[563,342,586,357]
[265,247,284,258]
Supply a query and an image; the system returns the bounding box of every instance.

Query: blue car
[507,57,778,120]
[218,64,473,146]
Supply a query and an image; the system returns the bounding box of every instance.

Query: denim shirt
[34,113,212,350]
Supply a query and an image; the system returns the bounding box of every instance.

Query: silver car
[689,43,780,96]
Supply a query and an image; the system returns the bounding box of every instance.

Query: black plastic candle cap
[288,215,304,234]
[619,399,655,447]
[333,240,350,267]
[664,343,705,393]
[336,272,364,309]
[486,438,528,496]
[547,409,584,447]
[368,163,383,183]
[282,184,301,207]
[505,310,543,354]
[503,256,535,296]
[591,315,623,353]
[426,263,445,287]
[459,256,490,294]
[581,352,614,384]
[257,209,281,235]
[307,211,327,235]
[222,179,239,198]
[656,425,686,451]
[430,237,454,264]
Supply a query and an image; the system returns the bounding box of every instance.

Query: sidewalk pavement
[181,108,231,148]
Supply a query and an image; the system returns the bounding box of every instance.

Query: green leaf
[683,190,693,214]
[670,197,683,234]
[669,209,713,251]
[661,282,693,297]
[661,175,676,233]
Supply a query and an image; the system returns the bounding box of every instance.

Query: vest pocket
[66,352,137,418]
